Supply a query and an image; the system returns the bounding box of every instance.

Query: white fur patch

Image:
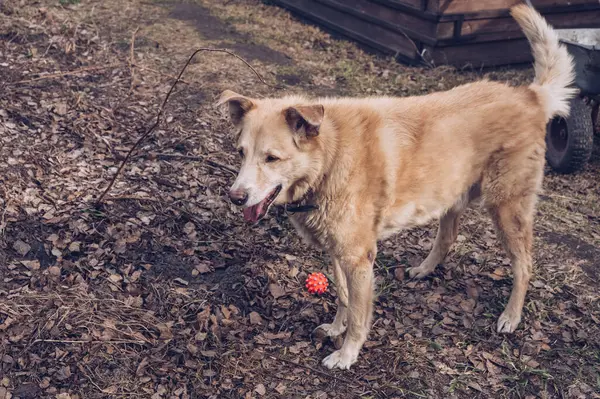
[379,201,443,238]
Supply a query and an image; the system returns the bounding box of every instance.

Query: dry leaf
[487,268,507,281]
[187,343,198,355]
[394,267,405,281]
[275,383,286,394]
[485,359,502,375]
[68,241,81,252]
[195,263,212,274]
[114,239,127,254]
[54,102,68,116]
[203,370,217,378]
[21,260,40,270]
[13,240,31,256]
[173,277,189,286]
[101,386,118,394]
[255,384,266,396]
[269,283,285,299]
[467,382,483,392]
[157,323,173,340]
[249,312,262,325]
[288,267,299,278]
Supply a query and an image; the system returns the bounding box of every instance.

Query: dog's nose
[229,189,248,206]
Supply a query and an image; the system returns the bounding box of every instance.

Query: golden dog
[219,4,575,370]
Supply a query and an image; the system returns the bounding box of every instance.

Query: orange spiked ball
[305,272,328,295]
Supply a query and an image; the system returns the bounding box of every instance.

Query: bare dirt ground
[1,1,599,398]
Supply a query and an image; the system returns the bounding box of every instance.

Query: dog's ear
[284,105,324,138]
[217,90,255,125]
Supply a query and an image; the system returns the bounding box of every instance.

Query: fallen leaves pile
[1,0,599,398]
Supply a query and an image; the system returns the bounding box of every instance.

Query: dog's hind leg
[488,195,535,333]
[408,187,479,279]
[314,259,348,337]
[322,245,376,370]
[408,207,463,279]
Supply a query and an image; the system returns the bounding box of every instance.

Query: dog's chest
[289,211,332,250]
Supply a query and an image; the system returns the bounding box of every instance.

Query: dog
[217,4,576,370]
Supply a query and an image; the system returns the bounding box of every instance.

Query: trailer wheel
[546,97,594,174]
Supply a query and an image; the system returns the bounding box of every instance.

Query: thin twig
[150,152,238,175]
[10,63,123,85]
[112,26,141,114]
[0,198,9,236]
[268,354,360,387]
[96,48,276,205]
[104,195,163,203]
[129,26,140,92]
[80,365,105,393]
[33,339,147,344]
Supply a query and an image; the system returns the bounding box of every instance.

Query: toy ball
[305,272,328,295]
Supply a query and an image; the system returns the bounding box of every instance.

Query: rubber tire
[546,97,594,174]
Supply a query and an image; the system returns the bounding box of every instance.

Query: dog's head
[217,90,326,223]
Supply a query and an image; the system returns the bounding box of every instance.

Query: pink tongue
[243,201,265,223]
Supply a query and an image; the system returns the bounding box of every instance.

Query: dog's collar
[282,188,319,214]
[284,203,320,213]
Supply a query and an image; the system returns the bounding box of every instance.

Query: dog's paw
[313,323,346,338]
[497,310,521,333]
[322,349,357,370]
[407,263,435,279]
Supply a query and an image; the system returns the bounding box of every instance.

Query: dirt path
[1,1,599,398]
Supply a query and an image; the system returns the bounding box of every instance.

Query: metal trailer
[545,28,600,173]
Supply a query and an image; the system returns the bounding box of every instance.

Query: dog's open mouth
[243,185,282,223]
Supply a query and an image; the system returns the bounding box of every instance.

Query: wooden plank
[436,21,458,40]
[369,0,451,21]
[425,39,533,67]
[456,9,600,41]
[273,0,420,62]
[437,31,529,46]
[429,0,598,15]
[428,0,517,14]
[531,0,598,8]
[391,0,424,10]
[315,0,441,42]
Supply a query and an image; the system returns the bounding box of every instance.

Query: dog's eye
[295,119,304,131]
[238,149,244,158]
[265,155,279,163]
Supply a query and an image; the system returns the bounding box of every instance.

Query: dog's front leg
[314,259,348,337]
[322,248,375,370]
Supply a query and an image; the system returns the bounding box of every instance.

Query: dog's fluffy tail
[511,4,577,120]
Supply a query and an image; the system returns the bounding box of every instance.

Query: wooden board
[453,9,600,43]
[390,0,424,11]
[275,0,419,61]
[463,9,600,33]
[429,0,599,15]
[425,39,533,67]
[369,0,446,20]
[272,0,600,67]
[314,0,444,43]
